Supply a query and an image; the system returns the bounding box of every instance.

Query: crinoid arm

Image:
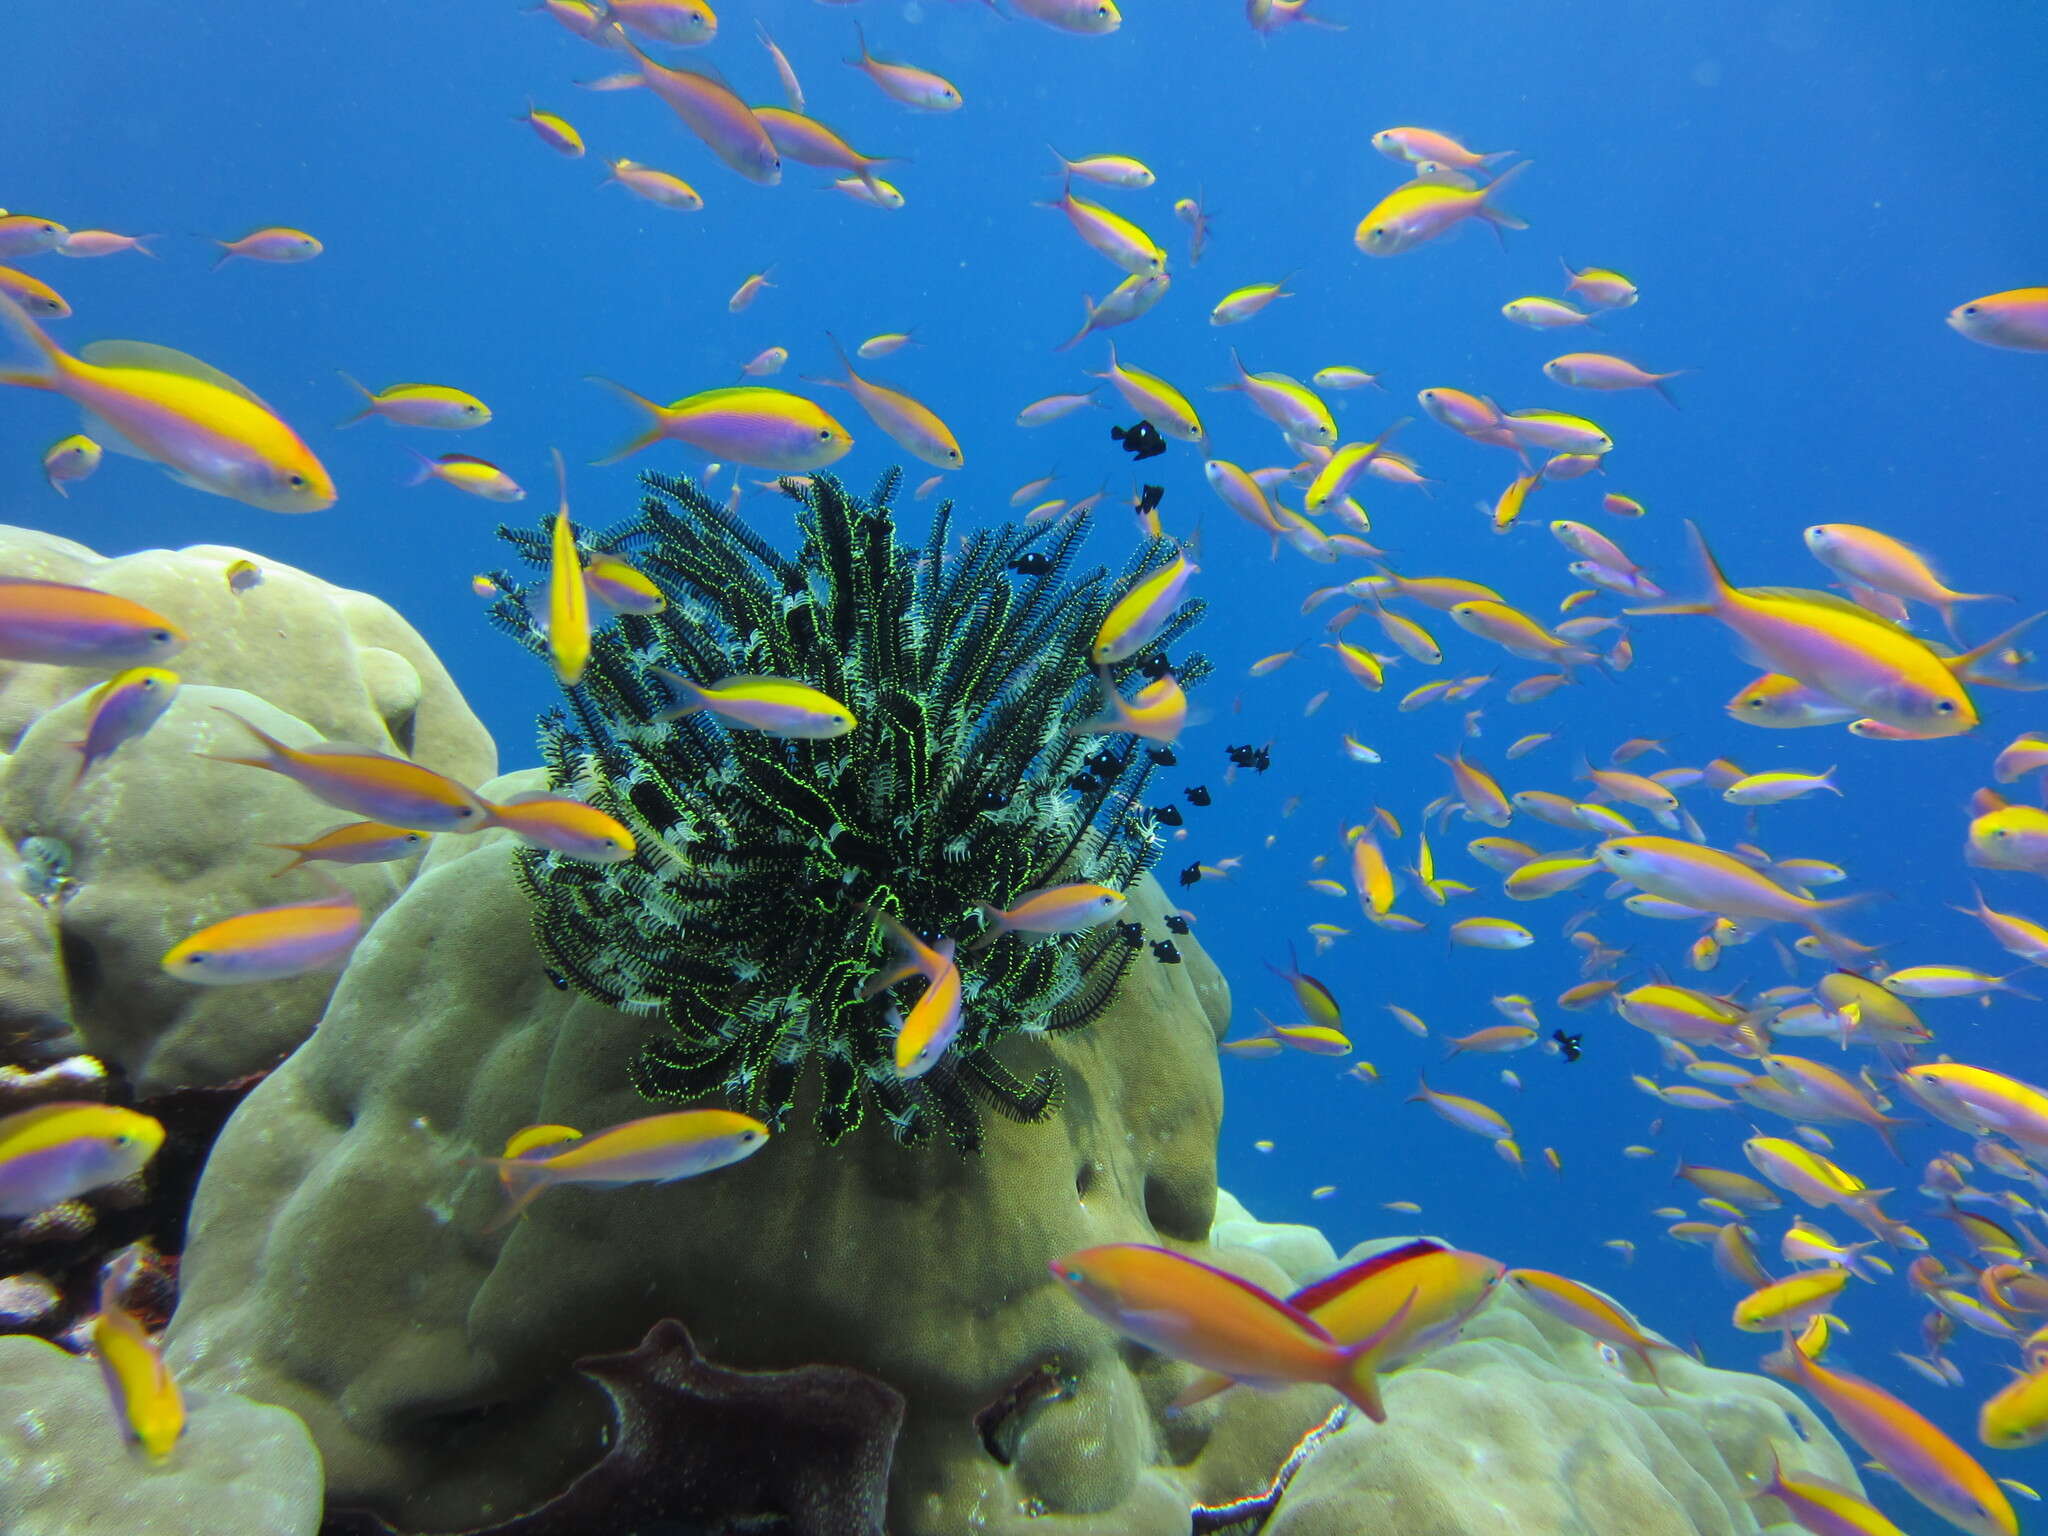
[496,470,1206,1149]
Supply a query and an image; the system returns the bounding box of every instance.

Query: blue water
[9,0,2048,1521]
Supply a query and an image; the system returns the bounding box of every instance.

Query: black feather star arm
[493,470,1206,1151]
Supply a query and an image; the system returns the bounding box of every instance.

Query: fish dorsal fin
[1286,1237,1448,1315]
[80,340,271,409]
[1742,585,1916,631]
[1409,168,1476,189]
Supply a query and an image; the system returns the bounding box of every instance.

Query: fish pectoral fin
[78,409,153,462]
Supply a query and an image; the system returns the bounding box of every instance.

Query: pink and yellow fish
[473,1109,769,1230]
[161,891,365,984]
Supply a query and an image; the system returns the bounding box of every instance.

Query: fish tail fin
[585,376,671,465]
[1476,160,1531,231]
[1479,149,1518,168]
[1334,1289,1415,1423]
[399,446,439,487]
[848,20,871,64]
[199,707,295,771]
[1651,374,1682,410]
[334,371,376,428]
[649,668,707,721]
[1950,612,2048,687]
[469,1157,553,1232]
[0,288,67,390]
[255,843,311,878]
[1625,520,1730,618]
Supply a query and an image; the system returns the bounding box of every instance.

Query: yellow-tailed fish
[259,821,427,875]
[1635,521,2038,739]
[1049,149,1154,188]
[403,450,524,502]
[1042,182,1165,275]
[472,1109,769,1230]
[1596,835,1867,957]
[1752,1449,1907,1536]
[621,35,779,184]
[1218,347,1335,446]
[604,0,717,46]
[1210,277,1295,326]
[1981,1366,2048,1450]
[1092,551,1197,664]
[1313,365,1382,392]
[545,452,591,686]
[1093,342,1204,445]
[589,380,852,472]
[0,291,334,512]
[211,227,322,267]
[337,374,490,430]
[1304,421,1407,513]
[1355,163,1529,257]
[753,106,893,187]
[0,578,185,668]
[1803,523,2003,635]
[1079,670,1187,744]
[41,432,102,495]
[1948,289,2048,353]
[1501,296,1591,329]
[91,1252,183,1462]
[1560,259,1637,308]
[602,158,704,211]
[582,554,665,615]
[0,263,70,318]
[729,268,776,311]
[809,337,961,468]
[161,891,364,984]
[976,883,1127,942]
[847,24,961,110]
[1011,0,1121,35]
[67,666,178,788]
[0,1102,164,1216]
[654,672,856,738]
[1050,1243,1411,1421]
[833,175,905,209]
[519,104,585,157]
[58,229,155,259]
[202,708,488,830]
[1769,1341,2015,1536]
[1407,1074,1512,1139]
[1544,352,1683,401]
[1734,1268,1852,1332]
[486,793,635,863]
[1505,1268,1676,1386]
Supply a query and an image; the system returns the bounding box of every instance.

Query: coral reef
[0,1332,322,1536]
[0,525,494,1092]
[482,469,1206,1149]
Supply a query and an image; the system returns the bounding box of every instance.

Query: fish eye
[1936,699,1957,713]
[152,629,174,644]
[1963,305,1979,315]
[818,428,834,439]
[114,1133,132,1147]
[288,474,307,488]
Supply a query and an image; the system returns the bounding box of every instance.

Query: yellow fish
[590,381,854,472]
[162,891,365,984]
[0,290,334,512]
[654,673,856,738]
[473,1109,769,1230]
[0,1102,164,1216]
[546,453,590,687]
[1355,163,1529,257]
[90,1253,183,1462]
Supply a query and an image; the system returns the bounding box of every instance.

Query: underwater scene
[2,0,2046,1532]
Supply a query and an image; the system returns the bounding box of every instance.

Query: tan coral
[168,782,1342,1534]
[0,525,494,1091]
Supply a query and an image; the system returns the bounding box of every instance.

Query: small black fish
[1185,785,1212,807]
[1135,483,1165,515]
[1008,553,1054,576]
[1069,772,1103,793]
[979,788,1012,810]
[1252,747,1271,774]
[1116,920,1147,945]
[1225,744,1259,767]
[1111,420,1167,461]
[1163,913,1190,935]
[1178,861,1202,888]
[1147,746,1178,767]
[1139,653,1173,679]
[1151,804,1184,827]
[1085,749,1121,775]
[1150,939,1182,964]
[1552,1029,1584,1064]
[544,967,571,991]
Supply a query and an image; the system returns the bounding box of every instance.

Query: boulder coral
[167,783,1858,1533]
[0,525,495,1092]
